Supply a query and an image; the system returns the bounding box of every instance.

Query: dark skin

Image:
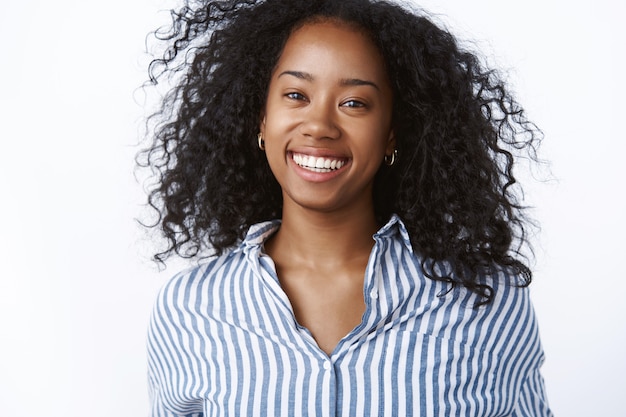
[261,20,395,355]
[264,209,375,356]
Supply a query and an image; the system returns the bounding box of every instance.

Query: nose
[299,99,341,140]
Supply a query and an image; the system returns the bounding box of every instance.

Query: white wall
[0,1,624,416]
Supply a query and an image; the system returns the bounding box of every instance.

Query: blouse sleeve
[147,271,205,417]
[511,365,554,417]
[492,275,554,417]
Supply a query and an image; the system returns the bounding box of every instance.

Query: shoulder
[150,220,279,325]
[151,250,247,320]
[431,265,542,356]
[488,267,536,325]
[473,268,544,363]
[468,266,538,331]
[155,247,245,309]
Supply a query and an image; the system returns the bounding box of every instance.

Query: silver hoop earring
[384,149,397,166]
[257,132,265,151]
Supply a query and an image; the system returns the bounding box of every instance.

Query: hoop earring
[384,149,397,166]
[257,132,265,151]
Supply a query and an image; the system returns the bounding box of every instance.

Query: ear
[259,114,266,135]
[385,130,396,155]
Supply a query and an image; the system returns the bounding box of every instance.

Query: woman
[141,0,552,415]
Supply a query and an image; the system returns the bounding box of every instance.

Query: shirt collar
[374,214,414,253]
[236,214,413,254]
[237,219,282,253]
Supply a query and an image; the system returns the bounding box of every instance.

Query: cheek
[263,140,288,183]
[359,124,393,153]
[263,90,294,132]
[263,107,295,142]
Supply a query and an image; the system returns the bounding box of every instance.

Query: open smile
[291,152,348,173]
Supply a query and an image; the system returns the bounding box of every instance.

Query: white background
[0,0,624,416]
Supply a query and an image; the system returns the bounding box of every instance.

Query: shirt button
[323,361,331,370]
[370,289,378,299]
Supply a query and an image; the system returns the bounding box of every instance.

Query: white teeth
[292,153,346,172]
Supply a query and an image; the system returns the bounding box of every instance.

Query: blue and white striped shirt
[147,215,552,416]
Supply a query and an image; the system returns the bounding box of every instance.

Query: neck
[266,203,380,269]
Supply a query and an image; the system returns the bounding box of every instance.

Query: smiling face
[260,19,394,216]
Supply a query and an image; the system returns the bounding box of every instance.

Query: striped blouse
[147,215,552,416]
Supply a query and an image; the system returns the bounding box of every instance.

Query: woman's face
[261,20,394,216]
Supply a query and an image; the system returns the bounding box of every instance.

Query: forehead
[274,20,389,84]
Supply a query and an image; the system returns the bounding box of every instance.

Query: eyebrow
[278,70,380,91]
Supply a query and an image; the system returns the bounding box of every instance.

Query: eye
[285,92,307,101]
[341,99,366,108]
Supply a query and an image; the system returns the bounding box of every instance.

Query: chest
[163,253,538,416]
[277,267,366,356]
[186,318,519,417]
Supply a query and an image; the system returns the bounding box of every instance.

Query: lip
[287,150,350,182]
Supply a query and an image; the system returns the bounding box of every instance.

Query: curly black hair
[138,0,542,305]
